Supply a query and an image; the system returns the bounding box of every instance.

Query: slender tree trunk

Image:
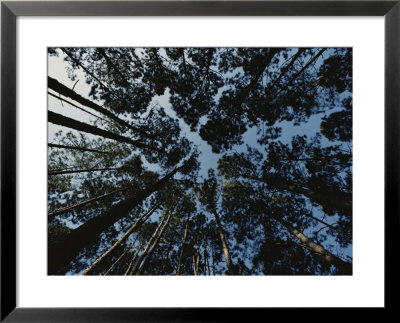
[129,213,168,275]
[48,77,153,139]
[279,181,352,213]
[211,244,215,275]
[286,48,326,88]
[212,209,234,275]
[48,111,163,153]
[60,49,155,136]
[81,204,158,275]
[48,91,113,126]
[244,174,351,212]
[61,48,109,90]
[192,254,197,276]
[136,211,173,275]
[96,48,131,87]
[269,48,307,89]
[124,237,145,275]
[201,49,214,88]
[175,220,189,275]
[204,239,210,276]
[59,49,133,132]
[48,188,125,219]
[103,242,133,276]
[48,164,184,275]
[194,237,201,276]
[48,143,108,154]
[203,248,207,275]
[272,215,352,274]
[160,246,173,275]
[236,48,282,104]
[49,166,121,176]
[192,235,200,276]
[305,213,351,239]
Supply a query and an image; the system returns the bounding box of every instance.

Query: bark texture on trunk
[97,48,131,87]
[175,220,189,275]
[193,236,201,276]
[211,245,215,275]
[124,237,145,275]
[48,166,120,176]
[48,164,183,275]
[212,209,234,275]
[281,182,352,212]
[273,216,352,275]
[48,76,151,137]
[48,111,162,153]
[136,211,173,275]
[129,213,168,275]
[48,188,125,219]
[48,143,108,154]
[286,48,326,88]
[269,48,306,89]
[305,213,351,239]
[244,174,351,213]
[236,48,282,105]
[82,204,159,275]
[61,48,108,90]
[103,242,133,276]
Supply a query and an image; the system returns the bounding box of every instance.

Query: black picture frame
[1,0,398,321]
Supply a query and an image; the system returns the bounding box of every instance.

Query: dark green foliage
[253,238,322,275]
[48,221,71,246]
[318,48,352,93]
[320,97,352,142]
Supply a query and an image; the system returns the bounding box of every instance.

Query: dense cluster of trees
[48,47,352,275]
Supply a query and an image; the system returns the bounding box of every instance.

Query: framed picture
[1,0,397,321]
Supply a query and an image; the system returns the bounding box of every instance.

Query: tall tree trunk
[48,188,126,219]
[285,48,326,89]
[48,143,108,154]
[48,111,163,153]
[272,215,352,274]
[244,174,351,212]
[96,48,131,87]
[48,166,121,176]
[192,254,197,276]
[160,246,173,275]
[136,211,173,275]
[48,164,184,275]
[61,49,154,129]
[204,239,210,276]
[194,236,201,276]
[124,237,145,275]
[175,220,189,275]
[278,181,352,213]
[103,242,133,276]
[305,213,351,239]
[129,213,168,275]
[212,209,234,275]
[48,91,113,126]
[61,48,109,90]
[236,48,282,105]
[203,247,207,275]
[269,48,307,89]
[48,77,153,139]
[81,203,159,275]
[211,244,215,275]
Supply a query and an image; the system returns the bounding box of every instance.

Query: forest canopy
[48,47,352,275]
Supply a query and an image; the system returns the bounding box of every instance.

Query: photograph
[47,47,352,276]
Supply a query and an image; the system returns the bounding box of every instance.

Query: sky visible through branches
[48,48,352,276]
